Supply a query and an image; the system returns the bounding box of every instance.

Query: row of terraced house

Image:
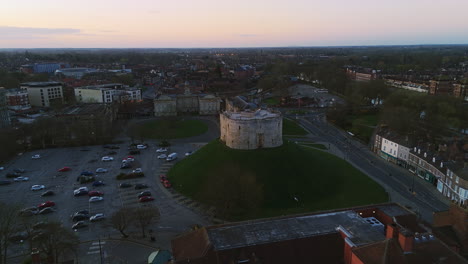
[374,131,468,205]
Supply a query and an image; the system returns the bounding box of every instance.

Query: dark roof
[205,209,385,251]
[446,161,468,181]
[20,82,62,87]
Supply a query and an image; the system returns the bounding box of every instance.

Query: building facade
[75,84,142,104]
[153,86,220,116]
[0,87,11,128]
[20,82,64,107]
[220,109,283,150]
[5,89,31,111]
[380,137,399,163]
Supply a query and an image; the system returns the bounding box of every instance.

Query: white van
[166,153,178,161]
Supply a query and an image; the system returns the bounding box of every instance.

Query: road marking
[92,241,106,245]
[87,250,100,255]
[89,246,101,250]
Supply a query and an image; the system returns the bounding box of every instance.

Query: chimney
[31,248,41,264]
[398,230,414,253]
[386,224,397,239]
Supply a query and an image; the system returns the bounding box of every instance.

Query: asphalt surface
[293,113,449,222]
[0,117,219,263]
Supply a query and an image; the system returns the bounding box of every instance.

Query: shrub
[116,172,144,180]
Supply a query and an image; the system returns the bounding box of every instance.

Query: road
[293,113,449,222]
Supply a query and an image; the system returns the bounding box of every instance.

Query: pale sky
[1,0,468,48]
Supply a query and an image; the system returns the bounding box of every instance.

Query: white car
[157,154,167,159]
[95,168,108,173]
[31,185,45,191]
[89,196,104,203]
[14,176,29,182]
[132,168,143,173]
[156,148,167,153]
[185,151,194,156]
[122,157,135,163]
[89,213,105,222]
[101,156,114,162]
[136,144,147,150]
[32,154,41,159]
[74,187,88,195]
[0,166,4,171]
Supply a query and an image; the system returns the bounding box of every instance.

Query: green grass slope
[168,140,388,220]
[282,118,308,136]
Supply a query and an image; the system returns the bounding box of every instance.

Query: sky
[1,0,468,48]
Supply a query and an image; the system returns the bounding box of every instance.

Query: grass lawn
[129,119,208,139]
[300,143,328,150]
[347,113,379,143]
[283,118,309,136]
[264,97,280,106]
[168,140,388,220]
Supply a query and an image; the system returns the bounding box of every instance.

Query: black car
[71,210,89,218]
[119,183,132,188]
[41,190,55,197]
[72,214,88,222]
[38,207,54,215]
[134,183,148,190]
[137,191,151,198]
[6,172,21,178]
[107,151,117,155]
[13,168,26,173]
[0,180,12,185]
[72,221,87,229]
[74,190,88,196]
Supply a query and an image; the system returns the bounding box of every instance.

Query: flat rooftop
[204,204,411,251]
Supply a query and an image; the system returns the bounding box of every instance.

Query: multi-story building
[442,162,468,203]
[74,83,141,104]
[20,82,64,107]
[407,147,444,186]
[453,84,468,101]
[5,89,31,111]
[0,87,11,128]
[172,203,466,264]
[380,137,399,163]
[429,80,453,95]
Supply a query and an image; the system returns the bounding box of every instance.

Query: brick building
[172,203,465,264]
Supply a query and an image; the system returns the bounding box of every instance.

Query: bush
[116,172,144,180]
[159,140,171,147]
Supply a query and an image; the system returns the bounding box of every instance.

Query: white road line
[89,246,101,250]
[92,241,106,245]
[87,251,100,255]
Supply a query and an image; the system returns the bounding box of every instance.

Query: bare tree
[133,206,160,238]
[32,222,79,264]
[110,207,135,238]
[0,203,19,264]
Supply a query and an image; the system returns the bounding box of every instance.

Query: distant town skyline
[1,0,468,48]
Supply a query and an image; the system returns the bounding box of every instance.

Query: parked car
[72,214,88,222]
[157,154,167,159]
[74,187,88,196]
[160,175,168,182]
[89,196,104,203]
[120,163,131,169]
[13,168,26,173]
[31,185,45,191]
[101,156,114,162]
[37,201,55,209]
[107,151,117,155]
[156,148,167,153]
[119,183,132,188]
[136,144,148,150]
[41,190,55,197]
[72,221,88,229]
[162,180,172,188]
[109,145,120,149]
[38,207,55,215]
[71,210,89,219]
[88,191,104,197]
[58,167,71,172]
[80,171,94,176]
[89,213,105,222]
[19,207,39,217]
[139,196,154,203]
[95,168,108,173]
[137,191,151,198]
[132,168,143,173]
[0,180,12,185]
[185,151,194,156]
[134,183,148,190]
[123,156,135,162]
[14,176,29,182]
[31,154,41,159]
[166,153,178,161]
[0,166,4,171]
[92,181,105,187]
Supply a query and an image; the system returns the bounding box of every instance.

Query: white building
[75,84,141,104]
[381,137,399,162]
[20,82,64,107]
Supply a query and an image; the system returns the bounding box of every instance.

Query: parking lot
[0,138,212,253]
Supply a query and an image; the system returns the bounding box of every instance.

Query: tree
[133,207,160,238]
[0,203,19,264]
[110,207,134,238]
[32,222,79,264]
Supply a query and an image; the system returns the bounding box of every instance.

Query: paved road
[293,114,449,222]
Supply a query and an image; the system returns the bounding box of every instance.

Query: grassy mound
[282,118,308,136]
[168,140,388,220]
[129,119,208,139]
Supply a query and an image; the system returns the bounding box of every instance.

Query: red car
[162,180,172,188]
[160,175,167,183]
[58,167,71,172]
[38,201,55,209]
[139,196,154,203]
[88,191,104,197]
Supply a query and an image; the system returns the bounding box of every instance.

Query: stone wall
[220,111,283,149]
[154,95,177,116]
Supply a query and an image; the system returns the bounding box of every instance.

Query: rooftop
[223,109,280,120]
[20,82,62,87]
